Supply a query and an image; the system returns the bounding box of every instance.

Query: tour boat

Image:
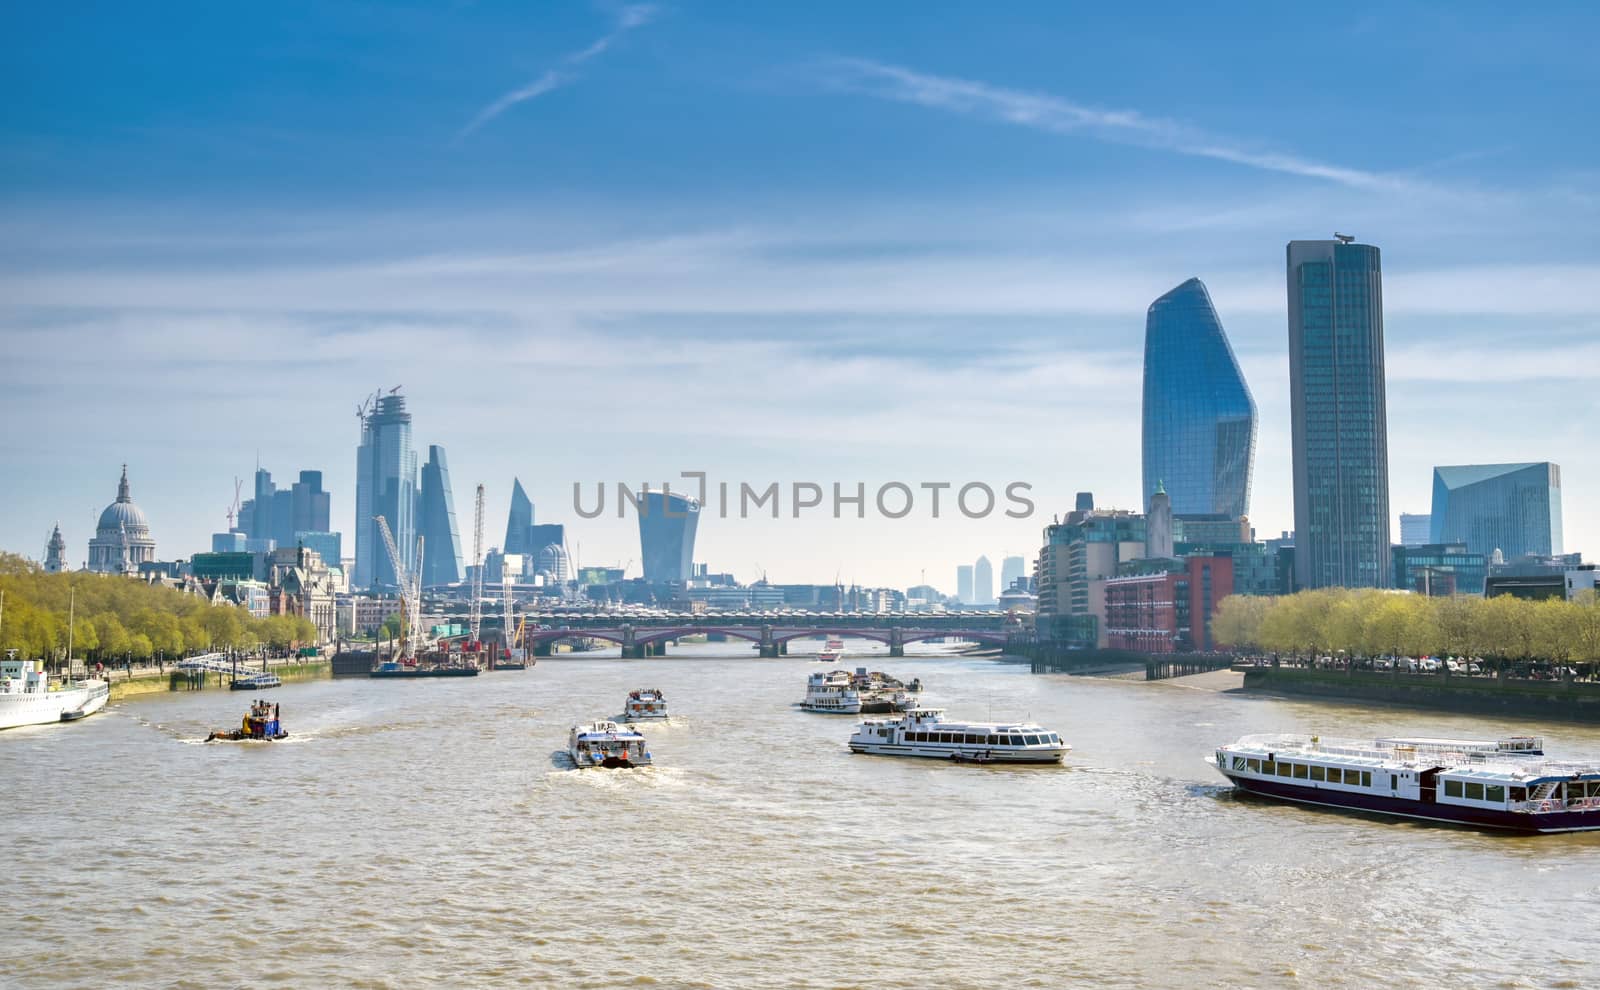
[623,688,668,720]
[0,657,110,730]
[848,708,1070,764]
[1210,734,1600,833]
[207,699,288,742]
[800,670,862,714]
[568,720,652,769]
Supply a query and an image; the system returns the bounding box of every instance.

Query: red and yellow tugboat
[207,699,288,742]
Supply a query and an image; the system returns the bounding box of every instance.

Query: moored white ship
[799,670,862,713]
[568,720,653,768]
[849,708,1069,764]
[0,657,110,730]
[1210,733,1600,833]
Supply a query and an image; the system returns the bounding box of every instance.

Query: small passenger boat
[568,720,652,769]
[849,708,1069,764]
[207,699,288,742]
[799,670,862,714]
[1210,734,1600,833]
[623,688,668,720]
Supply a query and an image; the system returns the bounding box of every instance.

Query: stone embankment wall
[1240,667,1600,722]
[108,660,330,702]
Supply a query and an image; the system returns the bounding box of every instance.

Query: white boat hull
[849,740,1067,763]
[0,680,110,730]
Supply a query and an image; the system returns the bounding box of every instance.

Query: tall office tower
[637,490,700,583]
[504,478,534,555]
[1287,238,1391,589]
[973,556,994,605]
[418,445,463,587]
[250,468,275,545]
[1398,513,1432,548]
[354,391,419,590]
[1431,463,1563,560]
[528,524,565,557]
[1000,555,1026,593]
[291,470,331,534]
[1142,277,1258,516]
[956,565,974,605]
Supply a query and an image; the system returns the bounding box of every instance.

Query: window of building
[1444,780,1464,798]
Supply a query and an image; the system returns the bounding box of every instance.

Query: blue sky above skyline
[3,2,1597,586]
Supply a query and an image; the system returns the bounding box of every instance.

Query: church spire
[117,464,131,503]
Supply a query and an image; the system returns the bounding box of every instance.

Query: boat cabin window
[1276,762,1291,777]
[1247,758,1261,772]
[965,734,982,744]
[1390,774,1398,790]
[1485,785,1505,803]
[1310,765,1325,781]
[1261,760,1275,775]
[1293,763,1309,779]
[1445,780,1463,798]
[1510,786,1527,802]
[1327,768,1343,784]
[1024,735,1040,745]
[1361,771,1372,788]
[1465,782,1485,801]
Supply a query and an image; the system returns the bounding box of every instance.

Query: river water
[6,642,1598,989]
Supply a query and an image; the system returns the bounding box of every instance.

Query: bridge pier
[533,641,554,658]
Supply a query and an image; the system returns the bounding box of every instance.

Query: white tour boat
[0,656,110,730]
[800,670,862,714]
[849,708,1069,764]
[568,720,653,769]
[1211,733,1600,833]
[815,638,844,663]
[622,688,668,720]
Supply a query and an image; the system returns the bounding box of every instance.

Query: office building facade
[973,556,994,606]
[638,490,699,584]
[1398,512,1431,548]
[419,445,463,587]
[1287,238,1391,589]
[1142,277,1257,518]
[1430,462,1563,561]
[354,392,418,590]
[955,565,974,604]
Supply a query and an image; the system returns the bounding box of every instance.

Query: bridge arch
[772,628,893,646]
[898,629,1011,646]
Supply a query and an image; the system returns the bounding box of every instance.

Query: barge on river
[1211,734,1600,833]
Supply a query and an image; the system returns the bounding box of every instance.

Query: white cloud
[824,58,1414,192]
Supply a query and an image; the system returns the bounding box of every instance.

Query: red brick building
[1104,556,1233,653]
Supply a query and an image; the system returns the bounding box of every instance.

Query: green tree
[69,616,99,660]
[94,613,131,660]
[128,633,154,660]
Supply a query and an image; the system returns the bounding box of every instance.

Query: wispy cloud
[457,4,658,140]
[825,57,1411,192]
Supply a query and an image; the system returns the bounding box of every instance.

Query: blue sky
[3,2,1597,587]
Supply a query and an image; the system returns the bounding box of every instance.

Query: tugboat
[207,699,288,742]
[568,721,652,768]
[622,688,668,721]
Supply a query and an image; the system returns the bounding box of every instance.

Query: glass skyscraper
[1431,462,1563,560]
[1287,239,1391,589]
[419,444,463,587]
[1141,277,1257,518]
[354,391,418,590]
[504,478,533,555]
[637,490,699,584]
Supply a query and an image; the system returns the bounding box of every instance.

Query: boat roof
[863,710,1056,733]
[573,720,644,738]
[1223,734,1599,782]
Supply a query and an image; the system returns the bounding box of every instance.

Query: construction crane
[225,477,243,530]
[502,577,516,663]
[469,483,485,645]
[375,515,424,662]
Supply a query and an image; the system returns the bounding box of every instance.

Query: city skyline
[2,4,1597,585]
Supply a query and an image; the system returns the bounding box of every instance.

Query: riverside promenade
[86,653,332,700]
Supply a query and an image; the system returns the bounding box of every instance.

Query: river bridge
[427,610,1023,658]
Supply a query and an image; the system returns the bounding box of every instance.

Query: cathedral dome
[96,465,150,537]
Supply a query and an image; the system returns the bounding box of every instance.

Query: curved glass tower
[1141,277,1257,518]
